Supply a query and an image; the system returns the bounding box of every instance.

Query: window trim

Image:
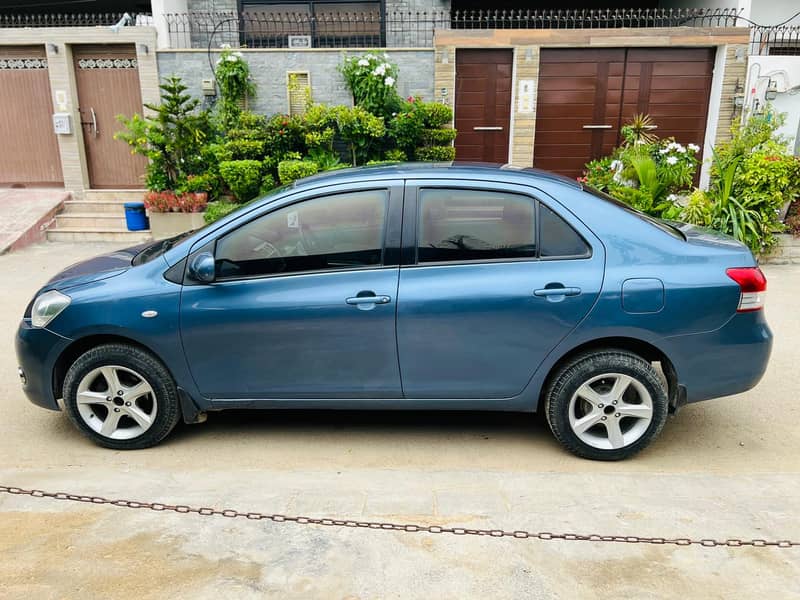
[405,183,592,268]
[212,186,397,283]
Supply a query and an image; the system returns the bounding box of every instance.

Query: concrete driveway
[1,242,799,599]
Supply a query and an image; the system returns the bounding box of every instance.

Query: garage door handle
[534,287,581,297]
[582,124,612,129]
[473,126,503,131]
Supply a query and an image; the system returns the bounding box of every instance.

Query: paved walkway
[0,189,68,254]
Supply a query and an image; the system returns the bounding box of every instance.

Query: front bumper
[663,310,772,404]
[15,320,72,411]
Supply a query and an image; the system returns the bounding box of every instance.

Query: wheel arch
[53,334,167,402]
[539,336,680,412]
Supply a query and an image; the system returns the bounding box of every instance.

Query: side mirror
[187,252,216,283]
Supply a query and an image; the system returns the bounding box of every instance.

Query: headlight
[31,290,71,328]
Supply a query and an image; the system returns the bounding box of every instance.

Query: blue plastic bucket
[124,201,149,231]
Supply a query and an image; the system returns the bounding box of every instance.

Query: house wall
[0,26,159,198]
[434,27,751,185]
[157,48,435,114]
[745,55,800,154]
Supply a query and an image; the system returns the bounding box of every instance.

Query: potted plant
[144,180,208,239]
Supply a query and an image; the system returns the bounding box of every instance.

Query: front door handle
[473,126,503,131]
[346,292,391,310]
[90,107,98,138]
[534,286,581,297]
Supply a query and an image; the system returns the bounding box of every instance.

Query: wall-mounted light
[765,78,778,101]
[137,43,149,55]
[46,43,58,54]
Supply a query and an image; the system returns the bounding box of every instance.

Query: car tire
[544,349,668,461]
[63,343,181,450]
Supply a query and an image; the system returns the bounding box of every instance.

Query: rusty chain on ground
[2,484,798,549]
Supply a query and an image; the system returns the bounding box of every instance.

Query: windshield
[583,186,685,240]
[132,228,202,265]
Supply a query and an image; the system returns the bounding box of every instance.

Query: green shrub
[278,159,319,184]
[215,47,256,130]
[328,105,386,165]
[421,128,457,145]
[307,148,342,171]
[223,139,265,160]
[339,53,402,120]
[219,159,263,202]
[385,148,407,162]
[419,102,453,128]
[260,172,277,195]
[415,145,456,162]
[203,200,239,224]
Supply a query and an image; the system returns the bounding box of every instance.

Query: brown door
[534,48,715,179]
[73,45,146,189]
[621,48,714,158]
[0,46,63,187]
[454,49,513,163]
[534,49,626,178]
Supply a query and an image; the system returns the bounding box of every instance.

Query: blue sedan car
[16,164,772,460]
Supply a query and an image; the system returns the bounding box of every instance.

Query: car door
[396,181,604,399]
[180,182,403,400]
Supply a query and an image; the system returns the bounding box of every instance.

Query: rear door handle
[534,287,581,297]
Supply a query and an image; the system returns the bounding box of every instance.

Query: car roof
[292,162,582,191]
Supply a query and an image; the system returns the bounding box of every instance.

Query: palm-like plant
[621,113,659,146]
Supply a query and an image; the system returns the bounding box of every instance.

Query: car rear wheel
[63,343,181,449]
[545,349,668,461]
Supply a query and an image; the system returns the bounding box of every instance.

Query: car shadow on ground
[167,408,549,443]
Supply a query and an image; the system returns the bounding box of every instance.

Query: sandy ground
[1,242,799,599]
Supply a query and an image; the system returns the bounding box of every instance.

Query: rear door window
[417,189,536,263]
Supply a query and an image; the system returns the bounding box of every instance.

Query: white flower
[383,53,390,59]
[667,194,679,202]
[659,148,669,154]
[220,43,231,50]
[676,145,686,153]
[384,76,395,86]
[358,58,369,66]
[688,143,700,152]
[226,55,238,62]
[373,64,386,76]
[233,51,243,58]
[610,159,624,182]
[666,156,679,165]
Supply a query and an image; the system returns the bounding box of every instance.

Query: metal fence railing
[162,8,744,49]
[750,26,800,56]
[0,12,151,27]
[5,8,797,55]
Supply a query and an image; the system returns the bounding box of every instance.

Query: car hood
[44,243,148,290]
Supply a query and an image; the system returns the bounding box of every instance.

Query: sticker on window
[287,211,299,229]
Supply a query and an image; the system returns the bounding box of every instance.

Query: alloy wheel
[75,365,158,440]
[567,372,654,450]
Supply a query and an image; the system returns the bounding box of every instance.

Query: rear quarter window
[539,203,591,258]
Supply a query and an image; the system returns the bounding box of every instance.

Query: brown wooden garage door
[0,46,63,187]
[454,49,513,163]
[534,48,715,179]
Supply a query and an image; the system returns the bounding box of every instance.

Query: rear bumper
[15,320,71,411]
[663,311,772,403]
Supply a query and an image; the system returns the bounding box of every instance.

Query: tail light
[726,267,767,312]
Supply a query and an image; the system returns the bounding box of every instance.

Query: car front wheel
[63,343,181,449]
[545,349,668,461]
